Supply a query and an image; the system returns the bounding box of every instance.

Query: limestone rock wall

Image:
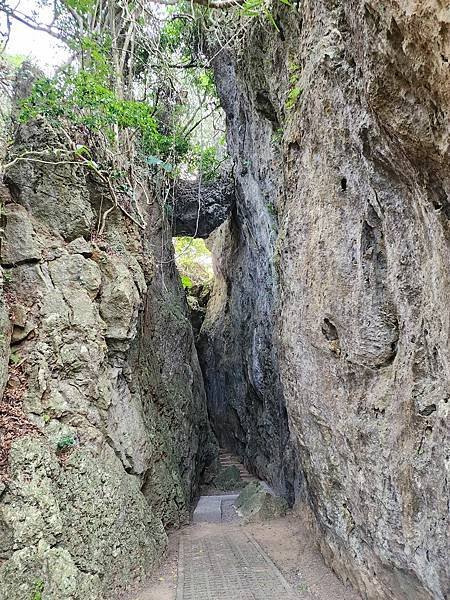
[205,2,449,598]
[0,121,216,599]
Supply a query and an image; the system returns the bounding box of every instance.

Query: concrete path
[192,494,239,524]
[178,493,300,599]
[176,527,298,600]
[181,461,300,599]
[127,451,361,600]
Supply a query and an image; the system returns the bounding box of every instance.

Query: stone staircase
[218,448,256,483]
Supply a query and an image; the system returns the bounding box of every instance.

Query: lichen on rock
[0,117,217,598]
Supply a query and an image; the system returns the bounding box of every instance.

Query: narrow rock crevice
[0,3,448,600]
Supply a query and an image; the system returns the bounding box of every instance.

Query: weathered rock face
[170,175,235,238]
[198,199,298,500]
[0,119,216,598]
[205,2,449,599]
[197,58,298,498]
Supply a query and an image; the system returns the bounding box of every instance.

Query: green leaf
[181,275,193,289]
[57,435,76,450]
[146,155,173,172]
[74,144,91,158]
[286,86,303,109]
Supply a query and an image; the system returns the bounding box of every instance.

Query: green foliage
[286,62,302,110]
[159,12,200,69]
[146,155,173,173]
[267,201,277,216]
[181,275,193,288]
[18,69,189,163]
[32,580,44,600]
[240,0,292,30]
[3,54,27,69]
[143,130,190,162]
[8,0,226,214]
[20,72,155,130]
[79,35,112,83]
[191,69,216,97]
[2,270,13,284]
[65,0,96,15]
[173,237,213,286]
[286,85,302,109]
[57,435,76,451]
[241,0,267,18]
[187,144,222,181]
[9,351,21,365]
[159,18,185,52]
[271,127,283,144]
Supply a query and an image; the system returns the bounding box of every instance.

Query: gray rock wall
[0,121,215,599]
[198,42,299,502]
[205,2,449,599]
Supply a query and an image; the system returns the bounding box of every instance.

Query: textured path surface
[127,454,361,600]
[177,528,298,600]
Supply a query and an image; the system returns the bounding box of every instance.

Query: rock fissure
[0,3,449,600]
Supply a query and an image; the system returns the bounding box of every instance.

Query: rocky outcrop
[0,119,216,598]
[205,2,449,599]
[197,27,299,501]
[235,481,288,524]
[170,175,235,238]
[186,283,211,338]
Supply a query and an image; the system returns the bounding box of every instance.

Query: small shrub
[57,435,76,451]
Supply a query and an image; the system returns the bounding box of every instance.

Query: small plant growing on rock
[2,270,13,284]
[181,275,194,289]
[267,202,277,216]
[286,62,303,110]
[32,579,44,600]
[271,127,283,144]
[57,435,76,452]
[9,351,21,365]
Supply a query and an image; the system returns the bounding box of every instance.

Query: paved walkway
[182,456,299,599]
[128,450,361,600]
[177,527,298,600]
[192,494,239,524]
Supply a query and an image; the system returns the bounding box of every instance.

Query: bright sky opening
[1,0,69,73]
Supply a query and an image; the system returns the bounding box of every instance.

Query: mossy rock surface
[212,465,247,491]
[236,482,288,523]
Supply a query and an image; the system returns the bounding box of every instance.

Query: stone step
[192,494,240,524]
[218,448,256,483]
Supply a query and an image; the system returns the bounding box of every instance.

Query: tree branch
[148,0,246,8]
[0,3,69,41]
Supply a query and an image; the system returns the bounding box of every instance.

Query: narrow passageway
[0,3,447,599]
[128,451,361,600]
